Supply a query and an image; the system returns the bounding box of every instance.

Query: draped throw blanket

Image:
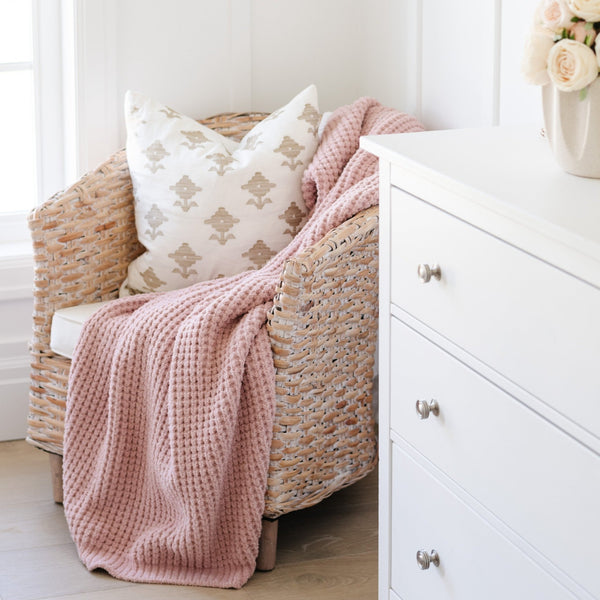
[63,98,424,588]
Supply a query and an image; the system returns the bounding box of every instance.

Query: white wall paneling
[0,338,31,442]
[69,0,551,173]
[0,257,34,303]
[0,258,34,441]
[499,0,544,127]
[78,0,371,159]
[229,0,252,110]
[67,0,119,176]
[114,0,235,144]
[420,0,501,129]
[359,0,422,119]
[249,0,363,113]
[386,0,546,130]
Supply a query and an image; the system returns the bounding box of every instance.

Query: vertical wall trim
[415,0,424,123]
[66,0,119,177]
[60,0,77,184]
[74,0,85,176]
[32,0,67,204]
[228,0,252,111]
[103,0,118,158]
[492,0,503,126]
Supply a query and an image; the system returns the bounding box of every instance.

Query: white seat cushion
[50,301,112,359]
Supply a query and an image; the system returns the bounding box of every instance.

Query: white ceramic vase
[542,77,600,178]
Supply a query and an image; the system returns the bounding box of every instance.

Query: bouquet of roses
[522,0,600,96]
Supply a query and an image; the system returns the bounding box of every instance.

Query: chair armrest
[265,205,379,516]
[29,149,144,354]
[268,205,378,366]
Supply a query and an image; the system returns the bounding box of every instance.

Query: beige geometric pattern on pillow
[120,85,320,295]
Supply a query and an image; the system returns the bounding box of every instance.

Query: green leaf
[585,21,594,30]
[585,34,592,45]
[580,87,589,101]
[571,16,583,22]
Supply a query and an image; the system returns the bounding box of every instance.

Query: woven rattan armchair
[26,112,379,572]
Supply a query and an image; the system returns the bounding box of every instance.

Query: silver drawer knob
[416,399,439,419]
[416,549,440,570]
[417,263,441,283]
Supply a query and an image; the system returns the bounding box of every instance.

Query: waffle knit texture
[63,98,424,588]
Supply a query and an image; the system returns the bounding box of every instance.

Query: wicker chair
[26,112,379,572]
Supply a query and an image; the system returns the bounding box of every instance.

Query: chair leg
[256,517,278,571]
[48,453,64,504]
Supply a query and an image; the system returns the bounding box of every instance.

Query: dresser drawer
[390,187,600,439]
[390,444,574,600]
[390,317,600,598]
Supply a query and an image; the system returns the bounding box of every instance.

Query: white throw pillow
[121,85,320,295]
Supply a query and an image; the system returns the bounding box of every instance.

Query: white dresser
[361,127,600,600]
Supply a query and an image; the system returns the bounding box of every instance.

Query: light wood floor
[0,440,377,600]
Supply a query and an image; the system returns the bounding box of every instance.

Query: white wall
[360,0,422,118]
[499,0,544,127]
[365,0,542,131]
[77,0,366,174]
[77,0,546,171]
[249,0,363,112]
[2,0,547,441]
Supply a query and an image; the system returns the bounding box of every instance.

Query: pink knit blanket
[63,98,423,588]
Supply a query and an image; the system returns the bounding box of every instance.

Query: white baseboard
[0,252,34,441]
[0,381,30,441]
[0,348,30,441]
[0,254,34,302]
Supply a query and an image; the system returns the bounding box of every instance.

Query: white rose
[547,38,599,90]
[521,28,555,85]
[596,39,600,65]
[567,0,600,21]
[541,0,576,30]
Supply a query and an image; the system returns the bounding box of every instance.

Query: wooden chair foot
[48,453,64,504]
[256,517,278,571]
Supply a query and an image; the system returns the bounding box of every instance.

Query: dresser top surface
[361,126,600,286]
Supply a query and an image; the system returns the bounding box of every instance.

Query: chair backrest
[198,112,268,141]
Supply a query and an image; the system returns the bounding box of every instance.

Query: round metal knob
[416,549,440,570]
[417,263,441,283]
[416,399,439,420]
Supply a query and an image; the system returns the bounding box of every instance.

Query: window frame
[0,0,67,258]
[0,0,120,261]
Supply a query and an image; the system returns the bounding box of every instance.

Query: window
[0,0,67,255]
[0,0,37,216]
